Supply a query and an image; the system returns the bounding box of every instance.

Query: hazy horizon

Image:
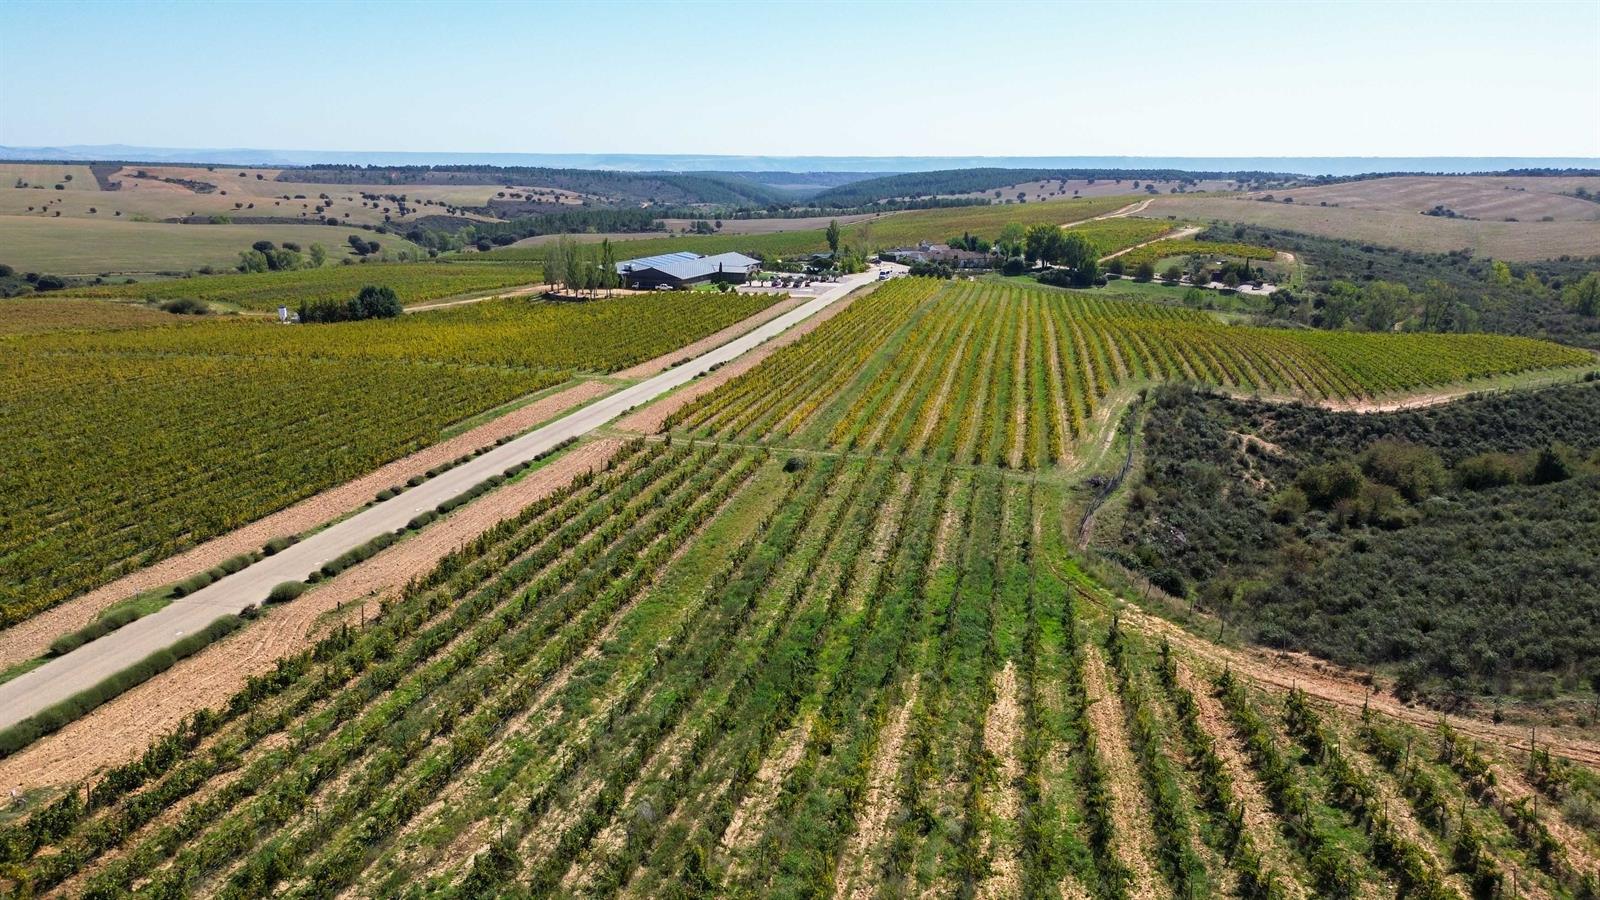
[2,144,1597,177]
[3,0,1597,158]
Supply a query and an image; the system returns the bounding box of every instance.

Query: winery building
[615,251,761,289]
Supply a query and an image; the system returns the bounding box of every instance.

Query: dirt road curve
[1098,225,1201,263]
[0,268,890,730]
[1060,198,1152,231]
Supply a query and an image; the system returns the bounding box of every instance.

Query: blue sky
[2,0,1597,156]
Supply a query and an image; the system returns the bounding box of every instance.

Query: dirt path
[403,282,550,313]
[0,379,610,669]
[0,440,623,794]
[1098,225,1200,263]
[1062,198,1153,229]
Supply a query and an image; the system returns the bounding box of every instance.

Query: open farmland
[656,212,882,235]
[923,175,1243,202]
[1133,195,1600,261]
[481,194,1148,263]
[66,260,545,311]
[1,163,99,190]
[0,297,187,334]
[668,278,1592,468]
[0,216,424,275]
[1264,175,1600,223]
[0,163,508,228]
[0,292,780,627]
[7,392,1596,898]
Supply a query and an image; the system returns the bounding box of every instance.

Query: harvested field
[1134,194,1600,261]
[1263,175,1600,223]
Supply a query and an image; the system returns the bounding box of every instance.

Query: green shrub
[159,297,209,315]
[48,605,145,656]
[262,535,298,556]
[170,571,215,598]
[266,581,307,604]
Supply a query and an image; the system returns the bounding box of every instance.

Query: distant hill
[4,145,1597,176]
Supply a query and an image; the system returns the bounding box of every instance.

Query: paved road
[0,267,896,728]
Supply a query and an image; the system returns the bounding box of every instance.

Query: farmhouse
[615,251,761,289]
[886,241,992,268]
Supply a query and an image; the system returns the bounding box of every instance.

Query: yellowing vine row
[667,278,1591,468]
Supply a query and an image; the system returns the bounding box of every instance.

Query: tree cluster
[1023,224,1098,285]
[544,236,623,298]
[298,284,404,323]
[1203,224,1600,347]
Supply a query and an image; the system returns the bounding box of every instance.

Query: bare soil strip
[403,281,551,313]
[0,380,610,669]
[723,718,815,876]
[1080,645,1163,898]
[1174,661,1310,900]
[1009,313,1030,468]
[0,440,623,794]
[977,662,1024,900]
[834,680,920,899]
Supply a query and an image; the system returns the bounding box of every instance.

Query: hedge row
[170,544,284,598]
[46,606,147,657]
[378,432,576,506]
[0,615,246,757]
[310,532,400,583]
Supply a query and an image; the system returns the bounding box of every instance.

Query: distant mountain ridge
[3,145,1598,176]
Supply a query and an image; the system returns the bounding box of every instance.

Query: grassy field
[0,292,780,627]
[0,216,424,275]
[8,291,1595,898]
[1136,195,1600,261]
[1,164,99,191]
[0,163,507,229]
[66,260,545,311]
[481,195,1146,263]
